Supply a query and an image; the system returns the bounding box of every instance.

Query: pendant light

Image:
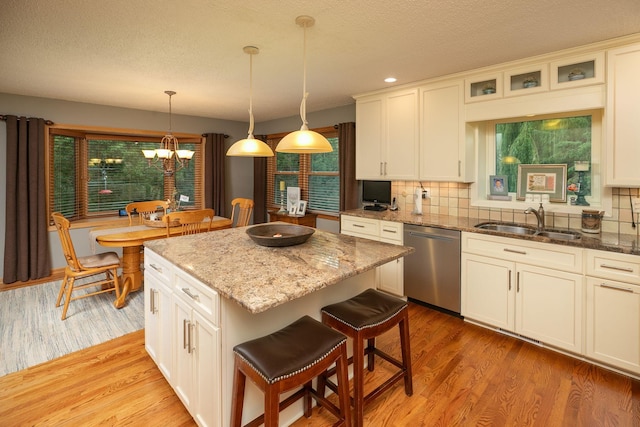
[227,46,274,157]
[276,15,333,153]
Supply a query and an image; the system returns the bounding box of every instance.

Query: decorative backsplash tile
[391,181,640,237]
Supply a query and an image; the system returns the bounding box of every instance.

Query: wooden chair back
[230,198,254,228]
[51,212,83,271]
[126,200,169,225]
[164,209,215,237]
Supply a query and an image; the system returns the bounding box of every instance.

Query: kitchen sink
[474,222,581,240]
[475,223,537,235]
[534,230,581,240]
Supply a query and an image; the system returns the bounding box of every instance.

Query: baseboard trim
[0,268,66,291]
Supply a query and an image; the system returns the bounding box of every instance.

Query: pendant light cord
[248,51,255,138]
[299,22,309,131]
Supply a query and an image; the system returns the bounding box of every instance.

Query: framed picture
[288,204,298,215]
[287,186,300,212]
[297,200,307,216]
[489,175,508,196]
[517,164,567,202]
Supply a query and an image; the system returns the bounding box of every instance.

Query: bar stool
[230,315,352,427]
[319,288,413,427]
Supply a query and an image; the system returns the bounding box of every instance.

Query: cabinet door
[515,265,583,353]
[355,96,384,179]
[145,279,161,364]
[461,253,514,330]
[606,43,640,186]
[384,89,419,180]
[377,257,404,297]
[192,310,221,427]
[586,277,640,374]
[173,295,194,408]
[145,280,173,379]
[420,81,470,182]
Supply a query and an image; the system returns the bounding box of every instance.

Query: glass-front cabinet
[503,63,549,96]
[465,73,502,102]
[550,52,605,90]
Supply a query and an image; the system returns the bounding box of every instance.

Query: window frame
[46,124,205,224]
[266,126,340,215]
[470,109,612,214]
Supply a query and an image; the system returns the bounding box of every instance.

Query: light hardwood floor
[1,303,638,426]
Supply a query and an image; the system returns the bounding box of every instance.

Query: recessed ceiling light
[384,77,397,83]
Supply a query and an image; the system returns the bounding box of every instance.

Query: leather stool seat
[231,315,352,427]
[320,289,413,427]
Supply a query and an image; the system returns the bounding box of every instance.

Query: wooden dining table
[93,217,233,308]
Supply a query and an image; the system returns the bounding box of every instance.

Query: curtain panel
[3,116,52,283]
[339,122,358,211]
[204,133,226,217]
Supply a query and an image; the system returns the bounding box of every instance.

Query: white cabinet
[144,250,173,380]
[341,215,404,296]
[419,80,473,182]
[606,43,640,186]
[355,89,419,180]
[144,249,221,427]
[461,232,583,354]
[585,250,640,375]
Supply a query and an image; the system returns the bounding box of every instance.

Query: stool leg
[230,359,246,427]
[335,343,352,427]
[353,333,366,427]
[264,387,280,427]
[399,312,413,396]
[303,381,312,418]
[366,338,375,372]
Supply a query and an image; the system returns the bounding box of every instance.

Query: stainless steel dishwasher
[403,224,461,314]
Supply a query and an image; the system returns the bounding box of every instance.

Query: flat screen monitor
[362,180,391,210]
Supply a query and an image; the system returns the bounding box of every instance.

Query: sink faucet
[524,203,545,231]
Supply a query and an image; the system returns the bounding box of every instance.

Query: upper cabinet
[465,73,503,103]
[355,89,419,180]
[550,52,605,90]
[606,43,640,187]
[420,80,473,182]
[503,63,549,97]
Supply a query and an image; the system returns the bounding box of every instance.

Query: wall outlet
[633,198,640,211]
[422,189,430,199]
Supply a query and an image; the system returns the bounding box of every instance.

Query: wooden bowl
[246,224,315,247]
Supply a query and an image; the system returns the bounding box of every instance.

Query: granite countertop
[144,225,413,314]
[341,209,640,255]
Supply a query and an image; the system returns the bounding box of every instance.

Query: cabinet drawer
[462,232,582,273]
[144,248,172,284]
[586,250,640,285]
[174,269,219,325]
[341,215,379,238]
[379,220,402,243]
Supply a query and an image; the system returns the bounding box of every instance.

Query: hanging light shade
[227,46,274,157]
[276,15,333,154]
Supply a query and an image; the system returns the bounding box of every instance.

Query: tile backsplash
[392,181,640,236]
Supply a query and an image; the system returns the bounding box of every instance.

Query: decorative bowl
[246,224,315,247]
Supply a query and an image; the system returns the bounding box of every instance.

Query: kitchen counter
[144,224,413,313]
[341,209,640,255]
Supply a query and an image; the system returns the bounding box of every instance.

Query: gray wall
[0,92,354,275]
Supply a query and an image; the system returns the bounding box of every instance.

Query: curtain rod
[201,133,229,138]
[1,115,54,125]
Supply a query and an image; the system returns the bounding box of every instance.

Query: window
[477,110,606,210]
[266,127,340,214]
[48,127,203,221]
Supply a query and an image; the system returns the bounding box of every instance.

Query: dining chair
[230,198,254,227]
[126,200,169,225]
[51,212,122,320]
[164,208,215,237]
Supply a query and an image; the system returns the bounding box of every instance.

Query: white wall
[0,93,354,276]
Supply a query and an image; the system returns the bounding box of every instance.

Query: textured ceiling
[1,0,639,122]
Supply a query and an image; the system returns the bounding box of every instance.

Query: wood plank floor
[1,302,638,426]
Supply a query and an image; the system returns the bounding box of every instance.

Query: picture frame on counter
[297,200,307,216]
[517,164,567,203]
[288,204,298,215]
[489,175,508,196]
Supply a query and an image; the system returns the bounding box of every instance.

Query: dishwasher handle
[406,231,459,242]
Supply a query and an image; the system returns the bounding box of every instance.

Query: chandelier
[142,90,194,176]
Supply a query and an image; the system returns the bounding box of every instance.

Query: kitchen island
[143,225,413,427]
